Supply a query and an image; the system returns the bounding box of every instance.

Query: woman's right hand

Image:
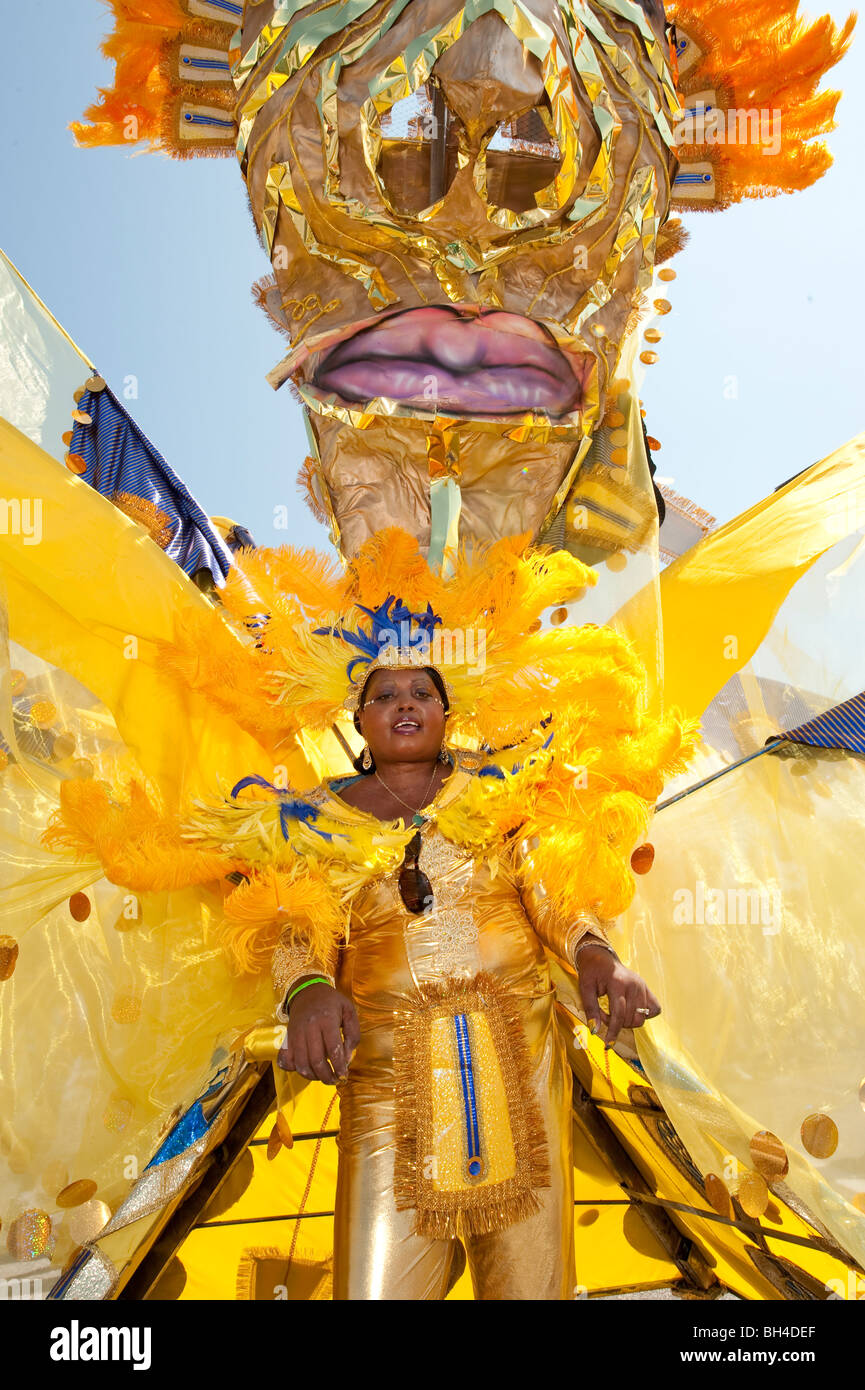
[277,982,360,1085]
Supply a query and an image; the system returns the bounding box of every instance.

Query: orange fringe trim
[296,455,330,527]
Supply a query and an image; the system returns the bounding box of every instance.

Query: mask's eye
[378,84,461,215]
[485,104,562,215]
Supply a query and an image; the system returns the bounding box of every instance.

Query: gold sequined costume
[272,770,611,1299]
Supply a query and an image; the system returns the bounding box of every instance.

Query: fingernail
[588,1021,597,1035]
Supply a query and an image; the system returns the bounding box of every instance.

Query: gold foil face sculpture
[72,0,852,565]
[235,0,680,557]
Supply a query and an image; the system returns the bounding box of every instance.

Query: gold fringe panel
[392,972,550,1240]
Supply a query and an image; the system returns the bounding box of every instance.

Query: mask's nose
[431,10,546,145]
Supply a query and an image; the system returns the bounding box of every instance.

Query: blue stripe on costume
[454,1013,482,1175]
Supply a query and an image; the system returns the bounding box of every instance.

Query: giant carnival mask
[76,0,852,566]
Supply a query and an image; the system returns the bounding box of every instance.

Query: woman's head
[353,665,449,772]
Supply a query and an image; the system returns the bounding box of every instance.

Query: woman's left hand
[577,943,661,1048]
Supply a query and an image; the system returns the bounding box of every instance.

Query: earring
[361,746,373,771]
[438,745,451,765]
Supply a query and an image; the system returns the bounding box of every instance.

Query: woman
[275,658,662,1301]
[39,532,691,1298]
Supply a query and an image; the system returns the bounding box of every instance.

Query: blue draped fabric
[69,381,233,582]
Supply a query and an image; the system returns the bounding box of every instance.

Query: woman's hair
[351,666,449,775]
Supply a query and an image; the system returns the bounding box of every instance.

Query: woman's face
[357,667,447,766]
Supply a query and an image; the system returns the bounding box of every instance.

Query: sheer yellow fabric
[0,421,285,1280]
[658,432,865,723]
[625,431,865,1273]
[0,417,288,807]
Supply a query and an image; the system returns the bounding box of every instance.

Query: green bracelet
[285,976,333,1010]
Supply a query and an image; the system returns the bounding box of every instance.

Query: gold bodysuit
[272,768,610,1301]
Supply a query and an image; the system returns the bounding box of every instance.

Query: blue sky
[1,1,862,549]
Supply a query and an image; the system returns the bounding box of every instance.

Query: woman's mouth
[392,717,422,734]
[312,305,587,417]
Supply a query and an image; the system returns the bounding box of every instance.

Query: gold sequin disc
[30,700,58,727]
[800,1112,838,1158]
[0,936,20,981]
[69,892,92,923]
[704,1174,732,1218]
[550,606,569,626]
[631,843,655,874]
[71,410,92,426]
[749,1130,789,1181]
[606,551,628,572]
[86,375,107,393]
[111,993,142,1025]
[102,1095,134,1132]
[737,1170,769,1219]
[644,329,663,344]
[658,268,677,282]
[6,1209,55,1260]
[56,1179,98,1209]
[640,351,659,366]
[67,1199,112,1245]
[66,453,88,475]
[52,732,76,760]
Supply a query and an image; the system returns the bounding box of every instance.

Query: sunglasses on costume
[398,830,435,915]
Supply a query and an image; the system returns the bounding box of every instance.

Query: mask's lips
[311,305,587,417]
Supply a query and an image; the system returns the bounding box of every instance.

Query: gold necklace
[374,763,440,824]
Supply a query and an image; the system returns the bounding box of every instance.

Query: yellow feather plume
[43,779,242,891]
[219,866,344,976]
